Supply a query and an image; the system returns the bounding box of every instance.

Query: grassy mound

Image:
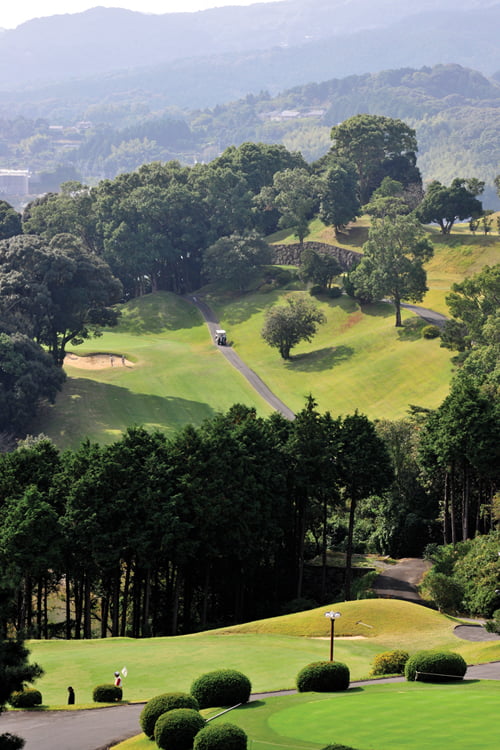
[27,599,500,706]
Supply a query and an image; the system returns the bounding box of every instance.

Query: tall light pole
[324,611,341,661]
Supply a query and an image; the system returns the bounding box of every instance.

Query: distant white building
[0,169,30,196]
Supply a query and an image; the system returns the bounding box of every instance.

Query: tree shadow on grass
[286,345,354,372]
[361,301,394,319]
[397,318,426,341]
[31,379,218,448]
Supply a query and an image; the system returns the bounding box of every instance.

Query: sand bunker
[64,353,132,370]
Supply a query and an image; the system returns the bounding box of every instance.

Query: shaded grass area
[31,292,273,448]
[26,600,500,707]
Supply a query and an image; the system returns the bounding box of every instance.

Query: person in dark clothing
[67,686,75,705]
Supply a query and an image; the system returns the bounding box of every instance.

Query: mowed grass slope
[32,293,273,448]
[26,600,500,707]
[210,290,452,419]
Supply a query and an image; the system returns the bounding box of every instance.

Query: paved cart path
[187,296,295,420]
[4,661,500,750]
[186,294,448,422]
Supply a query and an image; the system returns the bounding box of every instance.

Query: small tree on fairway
[261,294,326,359]
[350,214,433,326]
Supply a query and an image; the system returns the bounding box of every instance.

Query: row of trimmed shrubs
[141,651,467,750]
[8,684,124,708]
[140,670,252,750]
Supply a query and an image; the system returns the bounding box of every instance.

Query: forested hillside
[1,64,499,207]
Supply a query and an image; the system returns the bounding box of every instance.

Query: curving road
[188,296,295,420]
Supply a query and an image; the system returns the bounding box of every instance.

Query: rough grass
[26,600,500,707]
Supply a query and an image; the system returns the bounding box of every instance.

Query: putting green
[245,681,500,750]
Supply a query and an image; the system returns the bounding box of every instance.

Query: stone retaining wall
[271,241,362,271]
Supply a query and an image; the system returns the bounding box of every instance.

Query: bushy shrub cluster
[296,661,350,692]
[8,688,42,708]
[190,670,251,709]
[421,324,440,339]
[194,722,248,750]
[92,684,122,702]
[485,609,500,634]
[321,745,359,750]
[370,650,409,675]
[154,707,205,750]
[140,692,200,738]
[404,651,467,682]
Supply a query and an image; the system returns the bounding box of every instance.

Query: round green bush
[371,650,409,676]
[422,324,441,339]
[193,722,247,750]
[92,684,123,702]
[8,688,42,708]
[296,661,350,692]
[405,651,467,682]
[154,707,205,750]
[140,692,200,738]
[190,669,251,709]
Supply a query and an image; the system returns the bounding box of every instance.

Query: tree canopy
[261,294,326,359]
[416,178,483,234]
[329,114,420,204]
[350,214,434,326]
[0,234,122,365]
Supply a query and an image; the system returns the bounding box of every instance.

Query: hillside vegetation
[31,224,498,447]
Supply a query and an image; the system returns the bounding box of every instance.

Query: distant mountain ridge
[0,0,500,96]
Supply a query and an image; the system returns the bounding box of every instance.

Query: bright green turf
[31,292,273,448]
[227,680,500,750]
[25,600,500,707]
[210,290,453,419]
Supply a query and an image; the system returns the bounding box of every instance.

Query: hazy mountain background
[1,0,499,207]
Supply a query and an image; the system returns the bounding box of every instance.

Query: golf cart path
[4,662,500,750]
[186,295,447,422]
[372,557,432,602]
[187,295,295,420]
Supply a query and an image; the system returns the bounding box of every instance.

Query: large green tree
[202,232,271,290]
[0,234,122,365]
[329,114,420,204]
[261,294,326,359]
[317,159,360,233]
[257,168,318,245]
[0,333,65,435]
[338,412,393,600]
[416,178,483,234]
[350,214,434,326]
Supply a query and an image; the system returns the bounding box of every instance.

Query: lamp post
[324,611,341,661]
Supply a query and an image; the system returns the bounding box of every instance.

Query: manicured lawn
[26,600,500,707]
[113,680,500,750]
[210,290,453,419]
[230,680,500,750]
[30,292,273,448]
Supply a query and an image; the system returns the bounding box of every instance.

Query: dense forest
[0,385,498,640]
[0,114,499,640]
[1,64,500,208]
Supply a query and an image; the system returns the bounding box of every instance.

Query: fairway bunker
[64,353,133,369]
